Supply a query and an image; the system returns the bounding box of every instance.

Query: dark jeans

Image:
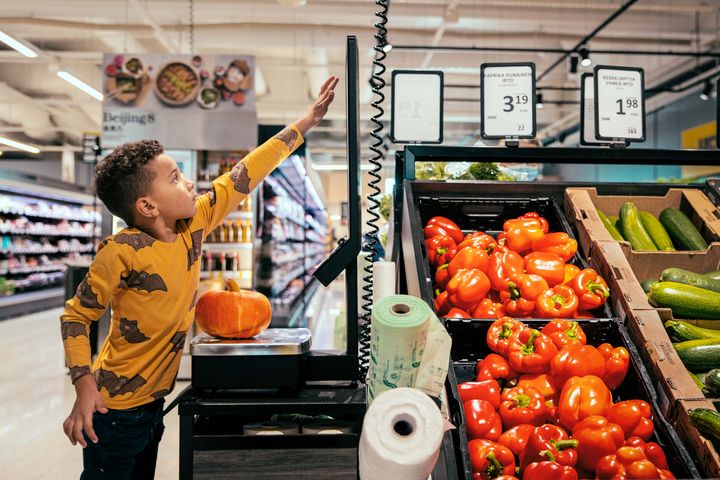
[80,399,165,480]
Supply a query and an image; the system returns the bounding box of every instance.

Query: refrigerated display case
[393,145,720,480]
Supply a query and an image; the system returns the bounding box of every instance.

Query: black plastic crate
[443,318,701,480]
[406,193,612,319]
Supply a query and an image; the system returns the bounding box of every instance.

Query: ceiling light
[0,30,38,58]
[536,92,544,109]
[700,80,713,101]
[579,47,592,67]
[569,55,579,74]
[57,71,104,101]
[0,136,40,154]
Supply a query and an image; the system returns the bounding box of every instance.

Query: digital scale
[189,36,362,391]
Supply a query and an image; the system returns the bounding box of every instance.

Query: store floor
[0,284,345,478]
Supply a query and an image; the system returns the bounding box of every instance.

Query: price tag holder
[481,62,536,141]
[594,65,646,143]
[390,70,444,144]
[580,74,626,147]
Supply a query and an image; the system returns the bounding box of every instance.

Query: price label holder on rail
[390,70,444,144]
[580,74,626,147]
[480,62,537,145]
[594,65,646,145]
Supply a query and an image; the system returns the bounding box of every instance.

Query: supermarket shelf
[226,211,253,220]
[0,265,67,275]
[202,242,253,253]
[0,247,94,255]
[197,181,213,190]
[0,209,99,223]
[286,277,320,328]
[0,286,65,320]
[0,229,96,238]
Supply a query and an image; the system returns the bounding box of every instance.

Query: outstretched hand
[296,75,339,135]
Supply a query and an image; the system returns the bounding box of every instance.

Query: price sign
[481,63,536,140]
[82,132,101,163]
[390,70,443,143]
[594,65,645,142]
[580,74,626,147]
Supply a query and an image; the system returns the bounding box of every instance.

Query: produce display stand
[393,144,720,479]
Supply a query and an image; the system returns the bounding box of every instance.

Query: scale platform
[190,328,312,390]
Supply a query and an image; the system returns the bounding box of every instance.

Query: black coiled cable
[358,0,390,382]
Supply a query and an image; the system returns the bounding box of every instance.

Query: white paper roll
[359,388,444,480]
[373,261,396,304]
[243,421,298,435]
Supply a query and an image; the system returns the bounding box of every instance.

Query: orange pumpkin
[195,280,272,338]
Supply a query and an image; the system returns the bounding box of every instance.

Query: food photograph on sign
[103,54,254,110]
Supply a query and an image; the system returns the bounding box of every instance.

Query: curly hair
[94,140,164,226]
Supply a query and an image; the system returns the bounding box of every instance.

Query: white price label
[391,70,443,143]
[594,66,645,142]
[580,75,626,147]
[481,63,536,139]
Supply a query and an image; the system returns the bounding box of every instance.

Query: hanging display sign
[480,62,536,140]
[594,65,646,143]
[580,74,626,147]
[81,132,101,163]
[102,53,258,150]
[390,70,444,144]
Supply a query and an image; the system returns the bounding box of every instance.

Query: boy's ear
[135,196,159,220]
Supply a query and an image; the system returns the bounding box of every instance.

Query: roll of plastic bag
[243,421,298,435]
[359,387,444,480]
[373,261,396,304]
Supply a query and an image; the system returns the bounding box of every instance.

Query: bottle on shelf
[232,221,241,244]
[225,221,235,243]
[243,195,253,213]
[219,252,226,281]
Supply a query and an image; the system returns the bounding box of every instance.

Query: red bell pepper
[488,249,525,292]
[571,415,626,473]
[518,212,550,233]
[558,375,612,431]
[624,437,669,470]
[524,252,566,287]
[497,424,535,457]
[517,373,559,404]
[541,320,587,349]
[459,232,498,254]
[546,404,562,426]
[507,328,558,374]
[444,307,471,319]
[563,264,581,285]
[568,268,610,311]
[464,399,502,441]
[607,400,654,441]
[472,298,505,319]
[499,385,547,428]
[458,379,502,409]
[490,477,518,480]
[598,343,630,390]
[449,246,490,277]
[503,217,546,253]
[425,234,458,267]
[535,285,580,319]
[447,268,491,310]
[467,439,516,479]
[531,232,578,263]
[425,216,464,244]
[435,263,451,290]
[501,273,549,318]
[595,445,676,480]
[550,343,606,388]
[523,451,579,480]
[486,317,526,357]
[476,353,519,382]
[434,290,451,315]
[520,424,579,471]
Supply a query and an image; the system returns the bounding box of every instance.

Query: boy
[61,76,338,478]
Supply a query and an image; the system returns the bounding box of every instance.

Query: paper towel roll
[301,420,356,435]
[373,261,396,304]
[243,421,298,435]
[359,388,444,480]
[367,295,430,403]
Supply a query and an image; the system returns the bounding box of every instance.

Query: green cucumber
[705,369,720,397]
[674,338,720,372]
[689,371,706,391]
[641,279,658,293]
[638,211,675,251]
[659,208,709,251]
[597,209,625,241]
[665,320,720,341]
[689,408,720,441]
[706,271,720,282]
[620,203,658,251]
[661,268,720,293]
[610,216,624,239]
[649,282,720,319]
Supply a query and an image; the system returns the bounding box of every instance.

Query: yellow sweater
[61,125,303,409]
